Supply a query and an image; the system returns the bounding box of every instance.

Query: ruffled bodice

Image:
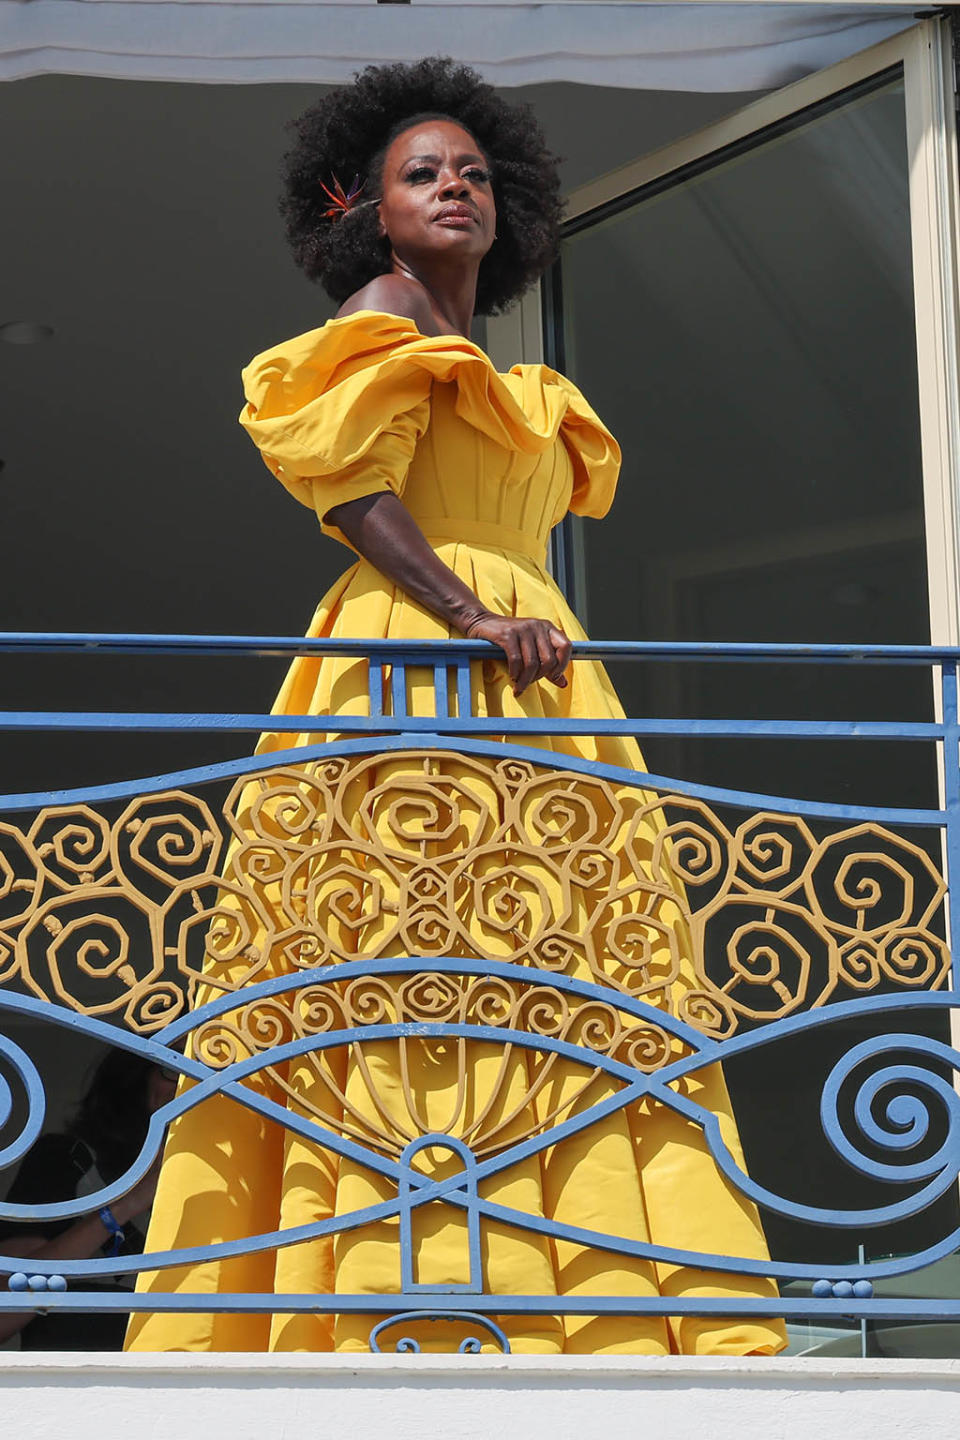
[239,310,620,566]
[235,306,629,752]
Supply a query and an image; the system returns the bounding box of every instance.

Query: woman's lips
[435,206,477,228]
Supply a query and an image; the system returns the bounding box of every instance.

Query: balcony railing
[1,633,959,1354]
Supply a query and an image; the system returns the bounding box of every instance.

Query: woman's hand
[326,493,573,696]
[111,1154,163,1228]
[465,613,571,696]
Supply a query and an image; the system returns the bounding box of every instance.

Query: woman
[0,1052,175,1349]
[127,57,785,1357]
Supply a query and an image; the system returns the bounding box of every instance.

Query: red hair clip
[320,173,365,222]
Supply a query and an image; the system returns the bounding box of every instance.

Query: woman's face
[377,119,496,268]
[147,1064,178,1112]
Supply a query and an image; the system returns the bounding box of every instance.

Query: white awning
[0,1,924,89]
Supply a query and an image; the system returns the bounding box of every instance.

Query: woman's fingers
[534,624,564,689]
[511,621,570,694]
[514,629,540,695]
[551,626,573,668]
[497,626,523,688]
[470,616,572,695]
[547,625,571,686]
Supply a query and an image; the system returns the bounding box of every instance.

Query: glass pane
[561,72,928,805]
[558,73,957,1295]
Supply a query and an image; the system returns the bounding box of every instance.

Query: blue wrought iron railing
[0,633,958,1354]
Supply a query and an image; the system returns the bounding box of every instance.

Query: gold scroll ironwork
[0,751,949,1056]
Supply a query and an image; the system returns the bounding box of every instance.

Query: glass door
[535,19,960,1323]
[557,65,929,804]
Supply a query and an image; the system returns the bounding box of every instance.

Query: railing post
[941,661,960,984]
[398,1136,482,1295]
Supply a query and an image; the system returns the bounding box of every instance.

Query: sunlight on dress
[125,312,786,1356]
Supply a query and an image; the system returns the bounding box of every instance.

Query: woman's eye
[403,165,490,184]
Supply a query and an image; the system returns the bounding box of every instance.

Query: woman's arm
[325,490,571,696]
[0,1218,116,1344]
[0,1161,160,1344]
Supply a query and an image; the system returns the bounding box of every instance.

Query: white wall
[1,1354,959,1440]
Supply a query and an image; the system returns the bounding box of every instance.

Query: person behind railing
[127,56,787,1356]
[0,1051,175,1349]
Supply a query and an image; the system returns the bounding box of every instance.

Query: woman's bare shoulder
[336,275,436,334]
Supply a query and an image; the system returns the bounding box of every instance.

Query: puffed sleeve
[502,363,621,520]
[552,373,622,520]
[308,408,429,544]
[239,312,434,546]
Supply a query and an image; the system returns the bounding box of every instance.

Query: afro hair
[281,56,563,316]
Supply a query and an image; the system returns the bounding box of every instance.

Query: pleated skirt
[126,544,786,1355]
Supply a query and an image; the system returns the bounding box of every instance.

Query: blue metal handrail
[2,632,960,663]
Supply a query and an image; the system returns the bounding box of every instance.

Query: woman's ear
[376,203,387,240]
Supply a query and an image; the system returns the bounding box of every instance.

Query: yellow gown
[126,311,786,1356]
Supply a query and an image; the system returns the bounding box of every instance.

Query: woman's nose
[438,172,470,198]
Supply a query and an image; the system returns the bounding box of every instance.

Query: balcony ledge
[1,1353,958,1440]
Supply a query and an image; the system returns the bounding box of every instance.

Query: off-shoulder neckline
[327,307,517,377]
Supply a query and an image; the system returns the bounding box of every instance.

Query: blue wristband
[98,1205,124,1256]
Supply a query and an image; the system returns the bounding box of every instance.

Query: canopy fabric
[0,1,923,88]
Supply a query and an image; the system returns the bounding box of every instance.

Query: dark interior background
[556,71,956,1269]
